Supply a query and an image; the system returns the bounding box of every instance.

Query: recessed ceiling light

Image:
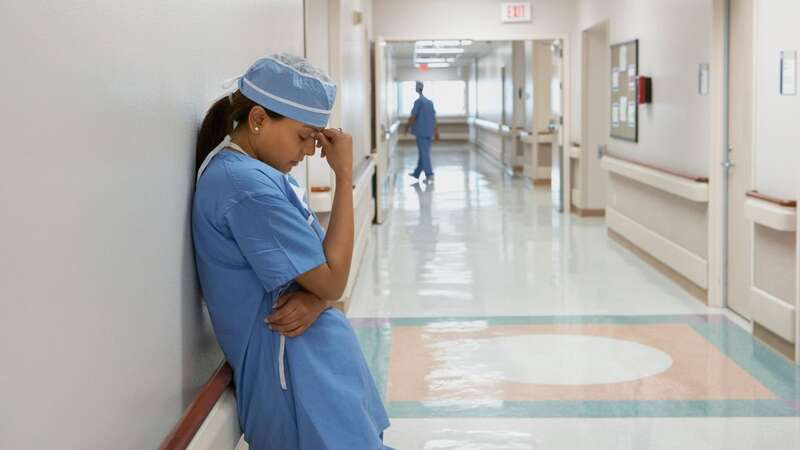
[416,48,465,54]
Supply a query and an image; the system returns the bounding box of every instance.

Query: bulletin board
[610,39,639,142]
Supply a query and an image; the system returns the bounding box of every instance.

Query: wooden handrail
[159,362,234,450]
[746,190,797,208]
[605,153,709,183]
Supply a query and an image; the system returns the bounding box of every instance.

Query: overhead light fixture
[414,57,447,63]
[416,48,465,54]
[461,40,473,46]
[446,58,456,63]
[427,62,450,68]
[433,40,461,47]
[414,40,434,47]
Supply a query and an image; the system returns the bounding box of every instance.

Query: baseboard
[608,229,708,304]
[753,322,796,362]
[571,205,605,217]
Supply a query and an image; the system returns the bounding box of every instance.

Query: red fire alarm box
[637,76,652,104]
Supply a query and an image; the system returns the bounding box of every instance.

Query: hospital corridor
[1,1,799,450]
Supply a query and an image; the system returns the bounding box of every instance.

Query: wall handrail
[746,190,797,208]
[605,153,709,183]
[159,362,233,450]
[601,154,709,203]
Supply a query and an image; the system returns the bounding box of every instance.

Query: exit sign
[501,2,531,23]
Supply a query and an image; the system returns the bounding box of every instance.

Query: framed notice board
[610,39,639,142]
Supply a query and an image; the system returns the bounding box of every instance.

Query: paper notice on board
[612,70,620,91]
[619,96,628,122]
[619,47,627,70]
[628,64,637,91]
[612,103,620,127]
[628,101,636,128]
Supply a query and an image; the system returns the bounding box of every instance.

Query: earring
[254,127,259,132]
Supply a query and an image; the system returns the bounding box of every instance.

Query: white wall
[477,43,513,124]
[533,41,557,133]
[0,1,304,448]
[575,0,713,178]
[752,0,800,199]
[373,0,577,41]
[334,0,375,162]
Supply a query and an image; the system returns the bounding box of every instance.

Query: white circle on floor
[467,334,673,385]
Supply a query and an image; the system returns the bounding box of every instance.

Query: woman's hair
[195,90,284,172]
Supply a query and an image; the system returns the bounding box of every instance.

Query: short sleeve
[411,99,420,117]
[225,194,326,293]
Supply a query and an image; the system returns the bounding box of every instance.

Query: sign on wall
[501,2,532,23]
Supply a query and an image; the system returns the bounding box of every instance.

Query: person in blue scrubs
[404,81,439,182]
[192,54,391,450]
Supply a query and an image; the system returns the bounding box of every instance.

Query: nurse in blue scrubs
[404,80,439,182]
[192,54,391,450]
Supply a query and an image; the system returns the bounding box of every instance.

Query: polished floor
[347,143,800,449]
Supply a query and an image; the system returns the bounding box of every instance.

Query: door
[581,22,610,211]
[373,36,389,224]
[726,0,755,318]
[549,40,564,212]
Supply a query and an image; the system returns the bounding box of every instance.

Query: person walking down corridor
[404,81,439,182]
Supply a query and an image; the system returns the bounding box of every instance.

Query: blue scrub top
[193,150,390,449]
[410,95,436,137]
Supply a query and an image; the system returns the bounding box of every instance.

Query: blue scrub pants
[412,136,433,179]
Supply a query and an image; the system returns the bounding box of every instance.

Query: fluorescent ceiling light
[414,57,447,63]
[427,62,450,68]
[414,40,434,47]
[461,40,473,46]
[433,40,461,47]
[446,58,456,63]
[416,48,464,54]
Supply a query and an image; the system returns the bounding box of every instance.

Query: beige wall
[476,43,512,125]
[373,0,577,41]
[609,175,709,259]
[0,1,304,449]
[752,0,800,199]
[473,43,513,163]
[747,0,799,349]
[575,0,712,178]
[334,0,374,162]
[580,22,610,209]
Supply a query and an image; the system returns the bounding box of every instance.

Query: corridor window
[399,80,467,117]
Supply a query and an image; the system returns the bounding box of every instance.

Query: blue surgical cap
[237,53,336,128]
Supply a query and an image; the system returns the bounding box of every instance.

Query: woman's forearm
[320,173,354,298]
[295,129,355,301]
[295,172,353,300]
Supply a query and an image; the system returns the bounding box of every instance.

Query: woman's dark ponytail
[195,90,284,173]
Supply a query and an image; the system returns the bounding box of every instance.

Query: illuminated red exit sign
[501,2,531,23]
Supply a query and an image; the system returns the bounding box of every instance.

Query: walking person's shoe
[408,172,420,180]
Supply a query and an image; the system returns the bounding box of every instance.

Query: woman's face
[248,107,321,173]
